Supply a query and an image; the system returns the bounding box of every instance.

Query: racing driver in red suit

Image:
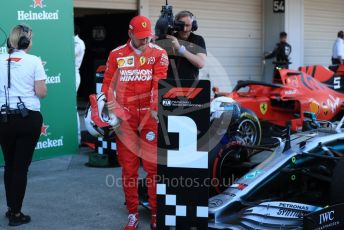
[101,15,168,230]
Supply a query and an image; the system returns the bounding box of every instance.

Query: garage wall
[304,0,344,66]
[74,0,263,91]
[149,0,263,91]
[74,0,137,10]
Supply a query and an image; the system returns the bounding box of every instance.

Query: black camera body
[155,3,184,39]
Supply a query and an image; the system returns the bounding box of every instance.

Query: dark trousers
[0,111,42,213]
[332,58,341,65]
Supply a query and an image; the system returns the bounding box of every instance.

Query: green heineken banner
[0,0,77,165]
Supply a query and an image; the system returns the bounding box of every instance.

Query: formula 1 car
[208,116,344,229]
[213,64,344,134]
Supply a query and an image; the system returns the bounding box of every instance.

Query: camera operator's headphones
[175,10,198,31]
[6,25,31,50]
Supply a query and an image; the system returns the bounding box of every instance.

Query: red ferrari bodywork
[216,65,344,131]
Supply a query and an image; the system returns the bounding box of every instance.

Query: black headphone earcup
[6,38,12,49]
[191,20,198,31]
[18,36,30,49]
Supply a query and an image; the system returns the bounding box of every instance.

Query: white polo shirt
[0,50,47,111]
[332,37,344,59]
[74,35,85,70]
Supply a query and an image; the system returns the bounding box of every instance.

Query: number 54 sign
[273,0,285,13]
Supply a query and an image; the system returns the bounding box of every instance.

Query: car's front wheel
[237,108,262,146]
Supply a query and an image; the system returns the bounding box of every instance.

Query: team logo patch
[160,53,169,66]
[117,59,125,67]
[146,131,155,141]
[147,57,155,64]
[322,102,329,116]
[260,102,268,115]
[140,56,146,66]
[141,22,147,28]
[309,100,319,115]
[245,170,264,179]
[116,56,135,68]
[127,57,134,65]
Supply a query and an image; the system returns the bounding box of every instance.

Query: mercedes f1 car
[208,116,344,229]
[214,64,344,134]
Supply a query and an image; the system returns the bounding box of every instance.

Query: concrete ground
[0,147,152,230]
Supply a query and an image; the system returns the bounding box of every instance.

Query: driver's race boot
[123,213,139,230]
[150,214,156,230]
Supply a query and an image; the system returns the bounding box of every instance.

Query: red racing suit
[101,40,168,214]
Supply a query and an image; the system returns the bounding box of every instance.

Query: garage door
[304,0,344,66]
[74,0,137,10]
[149,0,263,92]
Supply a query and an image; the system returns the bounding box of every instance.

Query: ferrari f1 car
[208,116,344,229]
[214,64,344,134]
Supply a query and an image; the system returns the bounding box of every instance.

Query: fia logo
[162,99,172,107]
[319,210,335,225]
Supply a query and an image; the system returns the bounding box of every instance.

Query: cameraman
[0,24,47,226]
[158,10,207,80]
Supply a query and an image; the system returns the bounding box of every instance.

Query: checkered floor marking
[165,194,176,206]
[176,205,187,216]
[157,183,190,226]
[157,183,166,195]
[96,138,116,155]
[165,215,176,226]
[196,206,208,217]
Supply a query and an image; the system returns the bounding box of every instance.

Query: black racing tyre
[237,108,262,146]
[330,159,344,204]
[209,144,249,196]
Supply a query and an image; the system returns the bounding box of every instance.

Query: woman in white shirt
[0,24,47,226]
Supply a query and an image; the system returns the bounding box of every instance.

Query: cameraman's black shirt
[157,32,207,80]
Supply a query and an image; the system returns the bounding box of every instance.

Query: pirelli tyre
[237,108,262,146]
[209,144,249,195]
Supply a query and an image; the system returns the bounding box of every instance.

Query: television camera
[155,0,185,39]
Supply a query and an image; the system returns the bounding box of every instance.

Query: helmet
[210,96,241,135]
[84,93,120,138]
[210,96,240,121]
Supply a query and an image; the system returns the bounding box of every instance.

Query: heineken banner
[157,80,210,229]
[0,0,77,165]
